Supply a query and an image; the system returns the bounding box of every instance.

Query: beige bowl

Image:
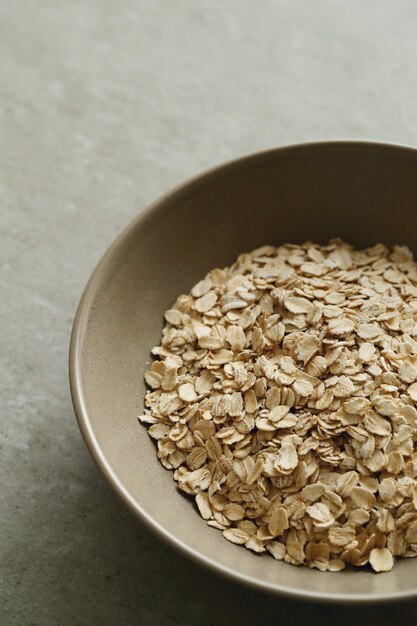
[70,141,417,603]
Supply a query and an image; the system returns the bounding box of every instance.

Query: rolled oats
[369,547,394,572]
[140,240,417,573]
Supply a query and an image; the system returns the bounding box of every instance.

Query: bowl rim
[69,139,417,604]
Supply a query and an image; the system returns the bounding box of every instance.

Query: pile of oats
[139,240,417,573]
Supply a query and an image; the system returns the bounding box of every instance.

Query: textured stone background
[2,1,417,623]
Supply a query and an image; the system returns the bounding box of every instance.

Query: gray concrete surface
[2,1,417,624]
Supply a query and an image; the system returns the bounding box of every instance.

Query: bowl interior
[71,142,417,602]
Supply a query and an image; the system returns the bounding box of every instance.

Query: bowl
[70,141,417,603]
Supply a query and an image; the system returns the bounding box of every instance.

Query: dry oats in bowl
[70,142,417,602]
[140,240,417,574]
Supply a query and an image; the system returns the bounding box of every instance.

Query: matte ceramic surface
[70,141,417,603]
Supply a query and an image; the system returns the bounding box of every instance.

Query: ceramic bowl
[70,141,417,603]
